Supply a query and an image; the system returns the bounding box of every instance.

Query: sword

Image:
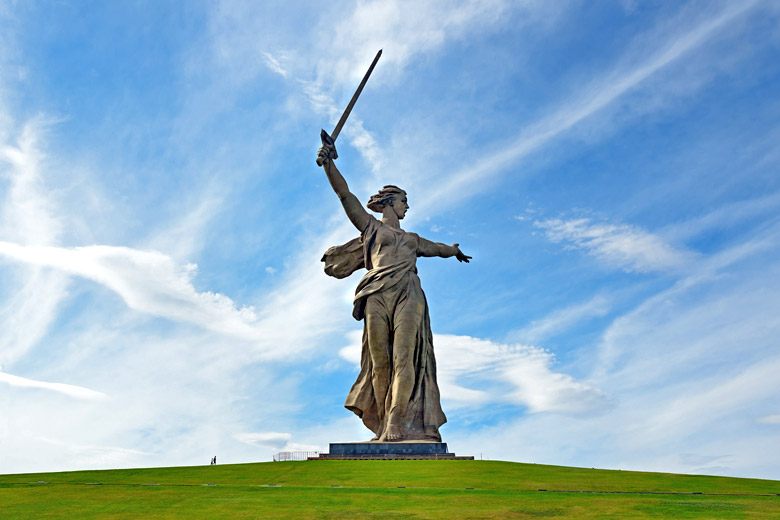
[316,49,382,166]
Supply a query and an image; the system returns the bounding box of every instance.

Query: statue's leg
[384,303,421,441]
[365,296,391,439]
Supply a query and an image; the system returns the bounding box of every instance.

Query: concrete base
[314,442,474,460]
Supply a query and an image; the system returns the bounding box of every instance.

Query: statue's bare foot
[370,434,380,441]
[383,424,403,442]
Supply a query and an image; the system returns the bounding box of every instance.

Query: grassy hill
[2,460,779,519]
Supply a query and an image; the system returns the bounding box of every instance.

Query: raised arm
[318,144,371,232]
[417,237,471,263]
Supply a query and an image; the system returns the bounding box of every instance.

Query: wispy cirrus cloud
[228,0,548,185]
[261,51,288,78]
[0,119,73,367]
[309,0,554,185]
[535,217,694,273]
[661,190,780,243]
[319,0,518,84]
[508,293,612,344]
[637,357,780,442]
[0,267,69,367]
[594,223,780,381]
[416,0,764,214]
[0,119,62,245]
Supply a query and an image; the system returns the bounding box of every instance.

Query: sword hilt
[316,129,338,166]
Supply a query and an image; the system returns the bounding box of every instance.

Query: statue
[317,142,471,442]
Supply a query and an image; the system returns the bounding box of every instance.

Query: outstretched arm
[318,145,371,232]
[417,237,471,263]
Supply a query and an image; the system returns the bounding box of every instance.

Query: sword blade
[330,49,382,142]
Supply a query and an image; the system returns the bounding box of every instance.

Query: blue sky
[1,0,779,479]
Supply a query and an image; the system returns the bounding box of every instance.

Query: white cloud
[261,51,288,78]
[0,371,106,400]
[0,242,266,343]
[337,330,362,365]
[535,217,694,273]
[340,331,612,415]
[437,334,612,415]
[0,237,352,361]
[756,414,780,425]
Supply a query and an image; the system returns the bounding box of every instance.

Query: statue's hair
[367,185,406,213]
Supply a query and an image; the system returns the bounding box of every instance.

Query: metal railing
[273,451,320,462]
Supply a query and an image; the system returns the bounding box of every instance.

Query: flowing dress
[322,215,447,441]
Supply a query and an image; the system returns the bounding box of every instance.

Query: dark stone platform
[331,442,449,455]
[313,442,473,460]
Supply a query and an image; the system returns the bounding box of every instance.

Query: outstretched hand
[452,243,472,263]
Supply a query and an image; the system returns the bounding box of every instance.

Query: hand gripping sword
[316,49,382,166]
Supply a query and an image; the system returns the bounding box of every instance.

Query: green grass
[1,460,779,519]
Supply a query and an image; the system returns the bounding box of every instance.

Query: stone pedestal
[314,442,473,460]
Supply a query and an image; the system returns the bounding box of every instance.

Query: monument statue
[317,144,471,442]
[313,49,470,444]
[309,52,475,460]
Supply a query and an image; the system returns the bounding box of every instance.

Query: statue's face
[392,194,409,219]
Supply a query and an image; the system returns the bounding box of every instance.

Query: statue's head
[367,185,408,218]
